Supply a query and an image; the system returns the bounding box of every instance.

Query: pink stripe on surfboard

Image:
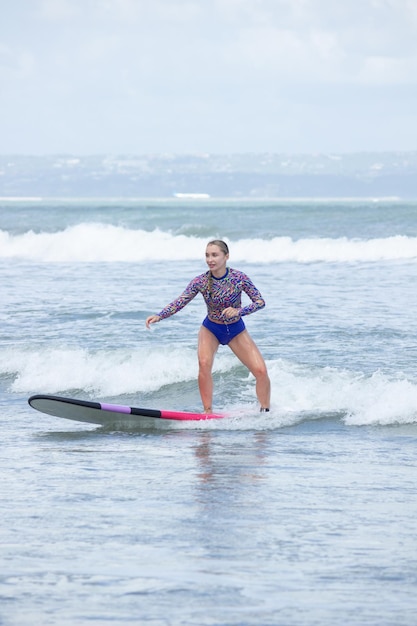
[160,409,225,421]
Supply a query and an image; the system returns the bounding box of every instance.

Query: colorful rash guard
[157,267,265,324]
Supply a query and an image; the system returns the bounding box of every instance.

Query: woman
[146,240,270,413]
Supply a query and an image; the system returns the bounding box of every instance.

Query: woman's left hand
[222,307,240,320]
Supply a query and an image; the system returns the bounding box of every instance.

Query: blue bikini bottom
[202,316,245,345]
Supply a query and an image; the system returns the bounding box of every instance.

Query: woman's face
[205,244,229,275]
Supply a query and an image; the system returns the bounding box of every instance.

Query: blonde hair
[208,240,229,255]
[207,240,229,298]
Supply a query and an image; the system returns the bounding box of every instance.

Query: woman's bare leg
[197,325,220,412]
[229,330,270,409]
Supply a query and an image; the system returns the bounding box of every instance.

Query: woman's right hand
[145,315,161,329]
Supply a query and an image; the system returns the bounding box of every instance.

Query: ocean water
[1,197,417,625]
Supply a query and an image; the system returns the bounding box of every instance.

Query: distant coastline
[1,152,416,199]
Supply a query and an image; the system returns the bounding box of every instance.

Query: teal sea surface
[1,198,417,625]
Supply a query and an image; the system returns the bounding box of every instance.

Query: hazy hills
[1,152,416,199]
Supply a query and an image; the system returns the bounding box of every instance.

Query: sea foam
[1,224,417,263]
[3,345,417,427]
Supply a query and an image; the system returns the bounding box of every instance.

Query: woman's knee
[198,354,213,372]
[252,362,269,380]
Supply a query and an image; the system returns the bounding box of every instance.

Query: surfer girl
[146,240,271,413]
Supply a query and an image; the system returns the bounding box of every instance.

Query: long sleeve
[156,275,205,319]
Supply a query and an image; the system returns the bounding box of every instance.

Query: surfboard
[28,394,225,427]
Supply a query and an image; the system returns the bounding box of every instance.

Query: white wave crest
[3,346,417,426]
[1,224,417,263]
[1,345,233,397]
[269,361,417,426]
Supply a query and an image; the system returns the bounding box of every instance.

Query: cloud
[39,0,82,20]
[0,42,35,85]
[15,0,417,87]
[1,0,416,152]
[215,0,417,85]
[358,55,417,85]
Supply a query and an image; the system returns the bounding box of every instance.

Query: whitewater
[1,223,417,263]
[1,198,417,625]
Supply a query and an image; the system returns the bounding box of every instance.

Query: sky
[1,0,417,155]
